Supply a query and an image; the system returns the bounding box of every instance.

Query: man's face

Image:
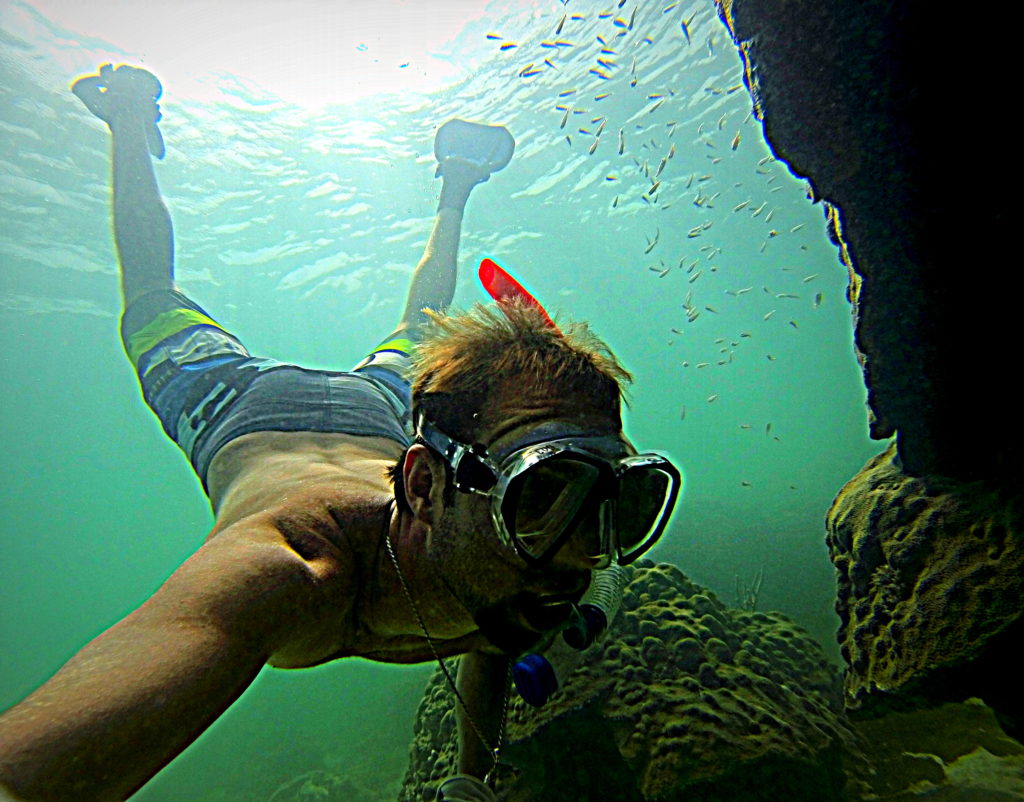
[427,391,627,655]
[430,492,592,654]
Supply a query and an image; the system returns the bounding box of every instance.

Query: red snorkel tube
[478,257,560,334]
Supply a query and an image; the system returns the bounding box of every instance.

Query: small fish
[612,195,619,208]
[696,361,709,368]
[618,129,625,155]
[643,228,660,253]
[763,310,775,320]
[751,201,767,217]
[663,2,679,11]
[544,59,556,70]
[628,8,636,29]
[589,68,611,80]
[647,180,660,195]
[788,320,799,328]
[555,13,566,34]
[766,354,776,361]
[740,424,752,430]
[560,107,570,128]
[705,305,718,313]
[679,405,687,420]
[776,292,799,299]
[594,92,610,100]
[668,143,676,159]
[766,422,772,436]
[649,99,665,114]
[680,17,691,44]
[688,270,702,283]
[707,393,719,403]
[558,89,576,97]
[595,119,607,136]
[500,42,518,51]
[758,155,774,166]
[485,33,503,40]
[813,292,823,308]
[791,223,805,232]
[801,274,819,283]
[741,480,752,487]
[733,200,750,212]
[564,135,571,146]
[731,131,741,150]
[655,156,667,177]
[736,287,752,295]
[588,138,599,155]
[605,174,618,181]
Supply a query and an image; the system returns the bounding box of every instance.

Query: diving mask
[415,412,682,567]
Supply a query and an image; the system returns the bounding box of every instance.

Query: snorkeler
[0,63,680,802]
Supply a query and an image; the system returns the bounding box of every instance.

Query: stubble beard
[433,505,549,656]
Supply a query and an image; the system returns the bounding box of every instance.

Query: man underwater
[0,64,680,801]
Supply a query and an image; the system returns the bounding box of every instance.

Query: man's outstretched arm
[0,523,351,801]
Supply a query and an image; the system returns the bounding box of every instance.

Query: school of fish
[486,0,829,489]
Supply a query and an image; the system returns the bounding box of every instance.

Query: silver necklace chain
[384,522,511,786]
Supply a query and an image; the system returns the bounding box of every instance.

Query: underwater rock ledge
[827,443,1024,734]
[400,563,866,801]
[716,0,1022,482]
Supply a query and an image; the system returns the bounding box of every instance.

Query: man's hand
[436,774,497,802]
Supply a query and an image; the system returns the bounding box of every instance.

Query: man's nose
[552,531,610,570]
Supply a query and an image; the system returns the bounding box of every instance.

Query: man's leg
[72,64,173,306]
[398,158,489,334]
[353,125,513,402]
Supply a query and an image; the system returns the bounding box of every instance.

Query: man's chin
[473,597,574,655]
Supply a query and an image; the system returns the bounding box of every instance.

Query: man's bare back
[206,430,490,666]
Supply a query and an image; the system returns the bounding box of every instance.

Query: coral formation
[400,562,864,801]
[851,698,1024,800]
[827,444,1024,732]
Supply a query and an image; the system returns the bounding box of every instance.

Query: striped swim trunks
[120,289,415,492]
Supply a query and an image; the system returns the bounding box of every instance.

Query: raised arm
[0,522,352,801]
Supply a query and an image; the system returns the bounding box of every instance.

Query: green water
[0,1,882,798]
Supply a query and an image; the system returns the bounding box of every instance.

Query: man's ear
[402,443,447,522]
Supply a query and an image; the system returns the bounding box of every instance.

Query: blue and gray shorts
[120,289,416,493]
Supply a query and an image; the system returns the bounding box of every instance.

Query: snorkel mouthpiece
[478,258,560,333]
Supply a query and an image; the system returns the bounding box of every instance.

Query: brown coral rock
[400,563,863,801]
[827,444,1024,731]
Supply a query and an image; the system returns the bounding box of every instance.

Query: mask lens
[507,458,601,560]
[616,465,673,556]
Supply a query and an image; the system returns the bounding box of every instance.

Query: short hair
[387,299,632,507]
